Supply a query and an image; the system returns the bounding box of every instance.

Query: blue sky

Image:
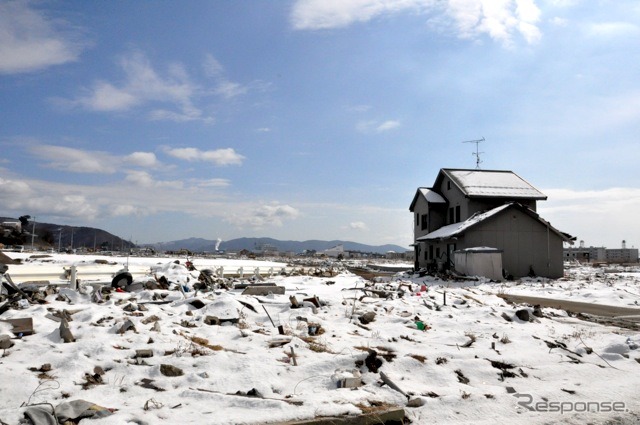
[1,0,639,250]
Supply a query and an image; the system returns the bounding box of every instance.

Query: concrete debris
[23,399,113,424]
[358,311,376,325]
[118,319,136,334]
[407,397,426,407]
[138,378,165,392]
[160,364,184,377]
[135,349,154,358]
[203,315,220,326]
[59,316,75,343]
[515,309,531,322]
[0,334,14,349]
[333,369,362,389]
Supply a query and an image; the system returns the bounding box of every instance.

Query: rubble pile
[1,254,639,424]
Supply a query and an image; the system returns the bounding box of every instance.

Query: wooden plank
[242,285,285,296]
[275,407,405,424]
[1,317,34,336]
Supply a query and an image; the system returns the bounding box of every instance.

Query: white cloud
[124,152,160,168]
[549,16,567,27]
[29,145,116,174]
[0,169,222,223]
[203,53,249,99]
[348,221,368,230]
[291,0,424,30]
[226,202,300,229]
[587,22,640,38]
[197,178,231,188]
[445,0,542,46]
[81,81,140,111]
[111,204,150,217]
[0,177,32,197]
[164,147,245,166]
[28,145,165,174]
[203,53,224,77]
[215,80,248,99]
[125,171,155,187]
[357,119,401,133]
[70,51,213,122]
[7,185,101,220]
[376,120,401,132]
[291,0,542,46]
[0,0,85,74]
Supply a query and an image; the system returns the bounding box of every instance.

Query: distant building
[563,240,638,263]
[564,242,606,263]
[1,221,21,237]
[385,251,414,261]
[606,248,639,263]
[322,244,345,258]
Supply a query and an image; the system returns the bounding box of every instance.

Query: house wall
[412,195,430,240]
[458,208,564,278]
[437,176,466,224]
[413,196,448,235]
[467,198,537,216]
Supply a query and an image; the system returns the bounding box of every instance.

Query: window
[447,180,451,190]
[416,213,419,227]
[455,205,461,222]
[448,207,454,224]
[421,213,428,230]
[429,245,434,260]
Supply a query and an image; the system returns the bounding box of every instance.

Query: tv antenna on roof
[462,137,485,169]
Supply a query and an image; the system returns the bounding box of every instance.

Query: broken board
[1,317,34,336]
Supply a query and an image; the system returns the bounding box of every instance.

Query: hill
[0,216,133,251]
[150,237,408,254]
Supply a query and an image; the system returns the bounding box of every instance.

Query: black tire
[112,272,133,289]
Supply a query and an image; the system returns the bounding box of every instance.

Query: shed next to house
[410,168,574,279]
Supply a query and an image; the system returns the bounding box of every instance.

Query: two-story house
[410,168,574,279]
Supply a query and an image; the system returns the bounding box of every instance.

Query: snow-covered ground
[1,254,639,424]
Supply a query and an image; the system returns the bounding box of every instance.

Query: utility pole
[30,216,36,251]
[462,137,485,169]
[57,228,62,252]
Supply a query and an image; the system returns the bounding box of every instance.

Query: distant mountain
[148,237,409,254]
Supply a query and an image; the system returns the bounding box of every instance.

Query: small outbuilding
[454,247,503,281]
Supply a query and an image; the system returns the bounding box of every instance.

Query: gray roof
[418,188,446,203]
[442,169,547,200]
[409,187,446,211]
[416,203,573,242]
[417,204,511,241]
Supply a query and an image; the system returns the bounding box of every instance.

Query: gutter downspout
[547,224,550,276]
